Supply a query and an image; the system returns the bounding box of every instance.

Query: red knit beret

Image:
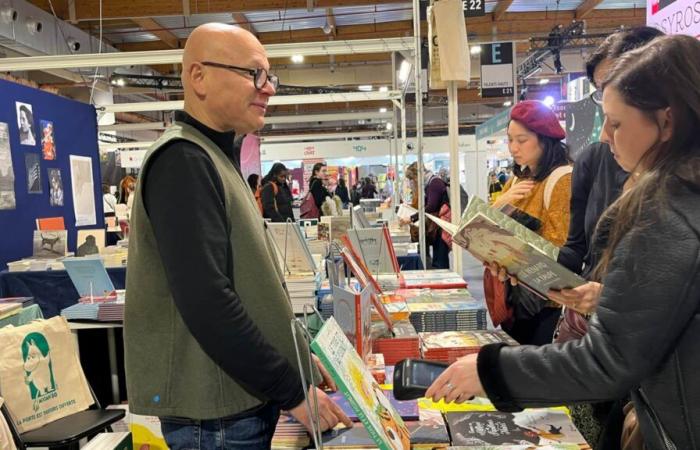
[510,100,565,140]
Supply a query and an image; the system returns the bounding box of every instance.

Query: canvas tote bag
[0,316,93,433]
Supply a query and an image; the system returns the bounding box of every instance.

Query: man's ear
[187,63,207,98]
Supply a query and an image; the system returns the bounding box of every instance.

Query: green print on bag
[21,332,57,410]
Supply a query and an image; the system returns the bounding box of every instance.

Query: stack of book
[96,301,126,321]
[420,331,518,363]
[372,321,421,366]
[408,302,488,333]
[0,297,34,308]
[271,414,310,449]
[61,297,125,322]
[322,420,450,449]
[377,270,468,291]
[285,272,321,314]
[329,387,419,422]
[0,302,22,320]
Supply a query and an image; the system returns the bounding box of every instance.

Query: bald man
[124,24,350,450]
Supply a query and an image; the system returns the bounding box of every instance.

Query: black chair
[1,384,125,450]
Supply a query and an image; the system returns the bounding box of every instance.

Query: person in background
[336,177,350,208]
[350,181,362,206]
[487,100,572,346]
[119,175,136,205]
[247,173,260,193]
[488,172,503,203]
[124,24,350,450]
[361,177,378,199]
[260,163,294,222]
[308,162,331,215]
[497,169,508,186]
[438,166,449,182]
[427,34,700,450]
[102,184,117,217]
[383,174,395,200]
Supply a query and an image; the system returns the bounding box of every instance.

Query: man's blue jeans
[160,403,280,450]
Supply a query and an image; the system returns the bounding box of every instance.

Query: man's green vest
[124,122,315,419]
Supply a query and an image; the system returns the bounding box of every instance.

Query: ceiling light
[322,22,333,35]
[358,85,373,92]
[379,86,388,92]
[115,78,126,87]
[386,123,393,131]
[543,96,555,107]
[291,54,304,64]
[398,60,411,83]
[539,78,550,85]
[503,101,512,107]
[379,107,387,113]
[470,46,482,55]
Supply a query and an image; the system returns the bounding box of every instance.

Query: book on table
[333,284,373,362]
[311,316,411,450]
[346,226,401,277]
[427,196,585,299]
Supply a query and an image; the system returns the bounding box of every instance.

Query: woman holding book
[485,100,573,346]
[427,34,700,449]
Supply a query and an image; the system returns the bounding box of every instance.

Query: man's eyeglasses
[589,89,603,106]
[201,61,279,90]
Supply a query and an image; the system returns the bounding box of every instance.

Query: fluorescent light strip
[99,91,401,114]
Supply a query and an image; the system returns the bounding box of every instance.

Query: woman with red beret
[485,100,573,346]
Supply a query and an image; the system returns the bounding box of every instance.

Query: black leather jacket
[478,179,700,449]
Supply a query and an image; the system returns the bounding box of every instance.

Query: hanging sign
[463,0,486,17]
[480,42,515,98]
[646,0,700,37]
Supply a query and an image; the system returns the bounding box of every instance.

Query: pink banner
[240,135,261,180]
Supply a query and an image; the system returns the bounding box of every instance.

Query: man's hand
[492,180,535,208]
[312,354,337,391]
[288,387,353,433]
[548,281,602,315]
[399,217,412,226]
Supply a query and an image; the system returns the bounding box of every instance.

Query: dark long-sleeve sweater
[309,176,330,210]
[410,176,449,222]
[557,143,628,277]
[261,180,294,222]
[141,111,305,411]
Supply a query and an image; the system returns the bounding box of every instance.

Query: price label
[463,0,485,17]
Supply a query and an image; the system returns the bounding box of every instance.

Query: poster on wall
[15,102,37,146]
[0,123,16,210]
[48,168,64,207]
[647,0,700,37]
[69,155,97,226]
[40,120,56,160]
[118,149,146,169]
[240,135,261,181]
[25,153,42,194]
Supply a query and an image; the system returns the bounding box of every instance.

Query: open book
[427,196,584,299]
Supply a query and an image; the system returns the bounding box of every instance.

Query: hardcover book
[333,284,372,361]
[311,317,411,450]
[346,227,401,276]
[427,196,584,299]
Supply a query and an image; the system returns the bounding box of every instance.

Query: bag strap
[544,165,573,210]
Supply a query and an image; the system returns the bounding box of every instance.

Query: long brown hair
[595,35,700,278]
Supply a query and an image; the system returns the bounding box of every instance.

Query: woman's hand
[425,354,485,404]
[485,262,518,286]
[399,217,413,226]
[492,180,535,208]
[547,282,602,315]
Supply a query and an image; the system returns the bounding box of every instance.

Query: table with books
[0,299,43,328]
[0,267,126,317]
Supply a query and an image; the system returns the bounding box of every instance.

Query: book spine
[355,292,363,360]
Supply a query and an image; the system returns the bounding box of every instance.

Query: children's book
[62,256,116,300]
[346,227,401,276]
[333,284,372,362]
[266,222,317,274]
[427,196,584,299]
[311,317,411,450]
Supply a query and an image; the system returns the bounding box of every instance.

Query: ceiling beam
[30,0,409,21]
[492,0,514,21]
[232,12,257,34]
[130,18,180,49]
[576,0,605,19]
[112,8,643,52]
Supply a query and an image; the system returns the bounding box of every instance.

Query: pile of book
[271,414,310,449]
[321,418,451,449]
[286,272,321,314]
[0,296,34,308]
[372,321,421,366]
[6,258,68,272]
[420,330,518,363]
[377,270,468,291]
[0,302,22,320]
[61,297,125,322]
[408,301,488,333]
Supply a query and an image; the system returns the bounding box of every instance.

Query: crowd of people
[119,21,700,450]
